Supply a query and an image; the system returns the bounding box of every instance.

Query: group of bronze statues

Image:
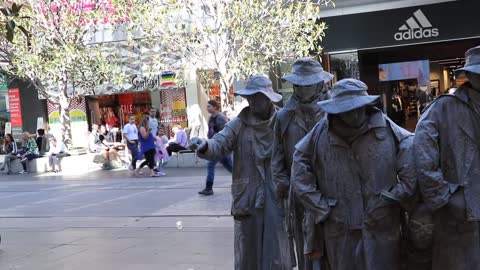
[189,45,480,270]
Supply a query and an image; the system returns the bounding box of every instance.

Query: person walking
[271,57,333,270]
[123,115,140,171]
[17,132,40,174]
[136,115,159,177]
[414,45,480,270]
[198,100,233,196]
[1,134,17,174]
[292,79,416,270]
[189,75,292,270]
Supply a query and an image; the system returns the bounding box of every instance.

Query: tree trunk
[220,78,231,111]
[219,65,233,111]
[58,92,72,148]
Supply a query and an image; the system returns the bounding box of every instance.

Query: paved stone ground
[0,167,234,270]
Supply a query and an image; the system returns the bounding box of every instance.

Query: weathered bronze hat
[317,79,380,114]
[234,74,283,102]
[455,45,480,76]
[282,57,333,86]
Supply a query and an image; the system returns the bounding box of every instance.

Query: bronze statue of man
[292,79,416,270]
[190,75,292,270]
[414,45,480,270]
[271,57,332,270]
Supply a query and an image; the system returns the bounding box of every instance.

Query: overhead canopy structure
[84,39,185,96]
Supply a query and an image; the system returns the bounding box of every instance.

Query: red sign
[8,88,22,127]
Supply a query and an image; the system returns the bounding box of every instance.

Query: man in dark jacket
[198,99,233,196]
[292,79,416,270]
[272,57,332,270]
[414,45,480,270]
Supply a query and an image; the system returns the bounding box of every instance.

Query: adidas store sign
[394,9,439,41]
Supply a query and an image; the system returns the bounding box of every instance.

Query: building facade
[319,0,480,130]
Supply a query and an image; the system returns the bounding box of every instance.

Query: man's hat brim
[317,95,380,114]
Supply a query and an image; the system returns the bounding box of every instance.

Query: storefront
[85,72,188,139]
[0,74,48,140]
[320,0,480,130]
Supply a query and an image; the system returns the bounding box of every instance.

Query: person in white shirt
[88,124,101,153]
[123,114,140,170]
[48,136,67,173]
[166,125,188,156]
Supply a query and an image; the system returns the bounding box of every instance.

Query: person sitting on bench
[47,136,68,173]
[1,134,18,175]
[17,132,39,174]
[166,125,188,156]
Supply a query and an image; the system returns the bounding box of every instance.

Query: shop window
[329,51,360,82]
[159,87,188,137]
[98,92,152,128]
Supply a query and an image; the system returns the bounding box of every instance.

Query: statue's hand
[188,137,207,152]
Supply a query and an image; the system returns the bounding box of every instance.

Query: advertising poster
[378,60,430,86]
[7,88,22,127]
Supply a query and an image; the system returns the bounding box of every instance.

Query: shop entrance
[381,79,433,131]
[358,37,480,130]
[86,88,188,140]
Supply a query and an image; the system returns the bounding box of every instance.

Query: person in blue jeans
[198,100,233,196]
[123,115,140,171]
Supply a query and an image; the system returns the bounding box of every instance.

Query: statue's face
[338,107,367,128]
[467,72,480,91]
[245,93,271,116]
[294,82,324,102]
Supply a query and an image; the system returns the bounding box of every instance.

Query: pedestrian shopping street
[0,168,234,270]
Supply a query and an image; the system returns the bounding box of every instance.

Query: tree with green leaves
[0,0,335,144]
[0,2,29,42]
[135,0,335,109]
[0,0,133,146]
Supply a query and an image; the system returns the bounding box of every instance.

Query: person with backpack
[198,100,233,196]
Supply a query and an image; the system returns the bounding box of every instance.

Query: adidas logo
[394,9,439,41]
